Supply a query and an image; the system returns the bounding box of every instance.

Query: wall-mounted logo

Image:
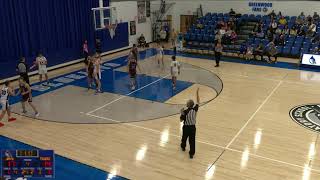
[248,2,273,13]
[309,56,316,64]
[290,104,320,133]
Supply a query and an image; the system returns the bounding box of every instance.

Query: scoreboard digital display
[1,150,55,179]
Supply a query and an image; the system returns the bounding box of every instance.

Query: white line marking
[84,113,320,173]
[226,80,283,149]
[86,74,170,115]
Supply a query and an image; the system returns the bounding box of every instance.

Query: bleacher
[183,12,320,58]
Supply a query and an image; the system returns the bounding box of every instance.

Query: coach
[16,57,30,84]
[180,88,200,159]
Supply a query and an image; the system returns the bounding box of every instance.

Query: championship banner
[137,0,146,23]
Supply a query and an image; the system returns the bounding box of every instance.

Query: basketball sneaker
[8,117,17,122]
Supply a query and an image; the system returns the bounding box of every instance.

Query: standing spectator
[268,10,276,19]
[214,41,223,67]
[313,12,320,22]
[16,57,30,84]
[278,11,283,18]
[229,8,236,17]
[83,40,89,63]
[270,19,278,33]
[180,88,200,159]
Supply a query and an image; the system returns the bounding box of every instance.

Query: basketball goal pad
[92,7,121,39]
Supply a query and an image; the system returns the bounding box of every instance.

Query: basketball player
[87,56,95,90]
[128,51,141,90]
[93,53,102,93]
[16,78,40,117]
[157,45,165,67]
[30,53,49,85]
[0,81,16,126]
[170,56,180,90]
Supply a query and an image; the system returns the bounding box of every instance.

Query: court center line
[86,74,170,115]
[225,80,283,149]
[85,113,320,173]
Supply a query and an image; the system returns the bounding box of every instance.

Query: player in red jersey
[127,50,141,90]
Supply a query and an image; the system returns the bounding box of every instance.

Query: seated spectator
[253,43,265,61]
[311,47,320,55]
[298,24,307,36]
[229,8,236,17]
[245,45,254,60]
[265,40,278,63]
[196,23,203,29]
[268,10,276,19]
[312,33,320,43]
[313,12,320,22]
[306,20,316,37]
[276,34,285,46]
[282,25,290,35]
[138,34,147,48]
[296,12,305,25]
[275,28,282,35]
[279,16,287,25]
[290,26,298,36]
[267,29,275,42]
[230,31,237,43]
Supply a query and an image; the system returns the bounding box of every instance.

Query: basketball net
[105,20,118,39]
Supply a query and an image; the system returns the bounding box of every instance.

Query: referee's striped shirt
[182,104,199,125]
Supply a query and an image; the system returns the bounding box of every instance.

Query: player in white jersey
[157,45,165,67]
[30,53,49,85]
[0,81,16,126]
[93,53,102,93]
[170,56,181,90]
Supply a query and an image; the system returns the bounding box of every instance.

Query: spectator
[306,21,316,37]
[245,45,254,60]
[311,47,320,55]
[278,11,283,18]
[138,34,147,48]
[230,31,237,43]
[313,12,320,22]
[270,19,278,33]
[296,12,305,25]
[282,25,290,35]
[290,26,298,36]
[253,43,265,61]
[160,28,167,42]
[279,16,287,25]
[16,57,30,84]
[265,40,278,63]
[312,33,320,43]
[238,43,247,58]
[276,34,285,46]
[83,40,89,63]
[255,26,265,38]
[298,25,307,36]
[268,10,276,19]
[229,8,236,17]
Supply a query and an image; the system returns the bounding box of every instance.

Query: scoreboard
[1,150,55,179]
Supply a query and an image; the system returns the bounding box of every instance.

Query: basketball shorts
[171,71,178,77]
[1,100,9,111]
[22,95,32,102]
[94,70,101,80]
[38,67,47,75]
[129,71,137,78]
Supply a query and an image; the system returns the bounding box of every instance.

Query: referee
[180,88,200,159]
[16,57,30,84]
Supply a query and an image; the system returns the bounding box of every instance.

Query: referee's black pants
[181,125,196,156]
[20,73,30,84]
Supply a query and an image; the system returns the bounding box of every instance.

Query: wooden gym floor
[1,47,320,180]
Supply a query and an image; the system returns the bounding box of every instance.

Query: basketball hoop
[92,6,119,39]
[105,20,119,39]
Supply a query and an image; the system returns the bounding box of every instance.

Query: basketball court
[2,0,320,180]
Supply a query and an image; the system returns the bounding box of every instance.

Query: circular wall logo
[290,104,320,133]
